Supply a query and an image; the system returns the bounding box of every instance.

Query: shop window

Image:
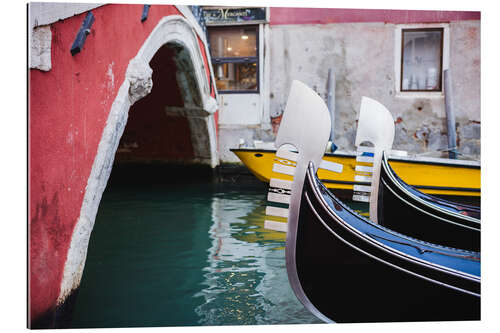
[400,28,443,92]
[207,25,259,93]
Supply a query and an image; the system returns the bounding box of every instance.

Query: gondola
[289,162,480,323]
[273,80,480,323]
[377,151,481,252]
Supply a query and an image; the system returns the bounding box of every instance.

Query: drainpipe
[444,69,457,159]
[326,68,337,152]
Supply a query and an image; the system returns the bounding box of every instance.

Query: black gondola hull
[378,154,480,252]
[293,164,480,323]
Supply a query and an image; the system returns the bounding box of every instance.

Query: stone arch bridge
[29,3,218,328]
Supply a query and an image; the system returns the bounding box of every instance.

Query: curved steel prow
[275,81,331,170]
[355,97,395,224]
[276,80,332,322]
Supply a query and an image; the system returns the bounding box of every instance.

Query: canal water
[69,165,365,328]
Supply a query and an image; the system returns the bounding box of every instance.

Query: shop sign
[203,7,267,25]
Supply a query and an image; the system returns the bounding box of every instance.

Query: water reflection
[70,179,321,328]
[195,193,322,325]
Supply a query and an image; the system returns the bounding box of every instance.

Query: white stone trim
[58,14,218,305]
[57,81,133,304]
[29,3,104,29]
[174,5,208,46]
[30,25,52,71]
[175,5,219,100]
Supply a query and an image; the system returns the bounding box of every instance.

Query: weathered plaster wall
[218,126,275,163]
[450,21,481,156]
[268,20,480,158]
[29,4,217,327]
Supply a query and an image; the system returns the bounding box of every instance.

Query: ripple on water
[70,181,323,328]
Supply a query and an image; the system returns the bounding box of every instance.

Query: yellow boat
[231,148,480,200]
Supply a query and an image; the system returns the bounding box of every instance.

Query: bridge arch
[58,15,218,305]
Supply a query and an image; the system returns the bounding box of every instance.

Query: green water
[70,171,323,328]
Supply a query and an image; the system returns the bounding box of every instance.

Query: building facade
[203,7,480,162]
[27,3,481,329]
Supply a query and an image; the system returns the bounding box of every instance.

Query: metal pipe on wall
[444,69,457,159]
[326,68,337,152]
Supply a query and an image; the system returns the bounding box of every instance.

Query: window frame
[394,23,449,98]
[400,27,444,93]
[207,24,260,94]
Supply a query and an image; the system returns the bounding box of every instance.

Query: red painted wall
[270,7,480,25]
[29,4,214,323]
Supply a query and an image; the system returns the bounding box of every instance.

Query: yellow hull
[231,149,480,198]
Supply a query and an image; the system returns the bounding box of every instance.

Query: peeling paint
[106,61,115,91]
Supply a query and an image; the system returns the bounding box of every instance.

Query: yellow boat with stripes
[231,147,480,201]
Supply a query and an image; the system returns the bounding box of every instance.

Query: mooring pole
[444,69,457,159]
[326,68,337,151]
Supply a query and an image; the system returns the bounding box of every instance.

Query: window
[400,28,444,92]
[207,25,259,93]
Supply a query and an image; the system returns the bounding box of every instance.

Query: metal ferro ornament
[274,80,333,322]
